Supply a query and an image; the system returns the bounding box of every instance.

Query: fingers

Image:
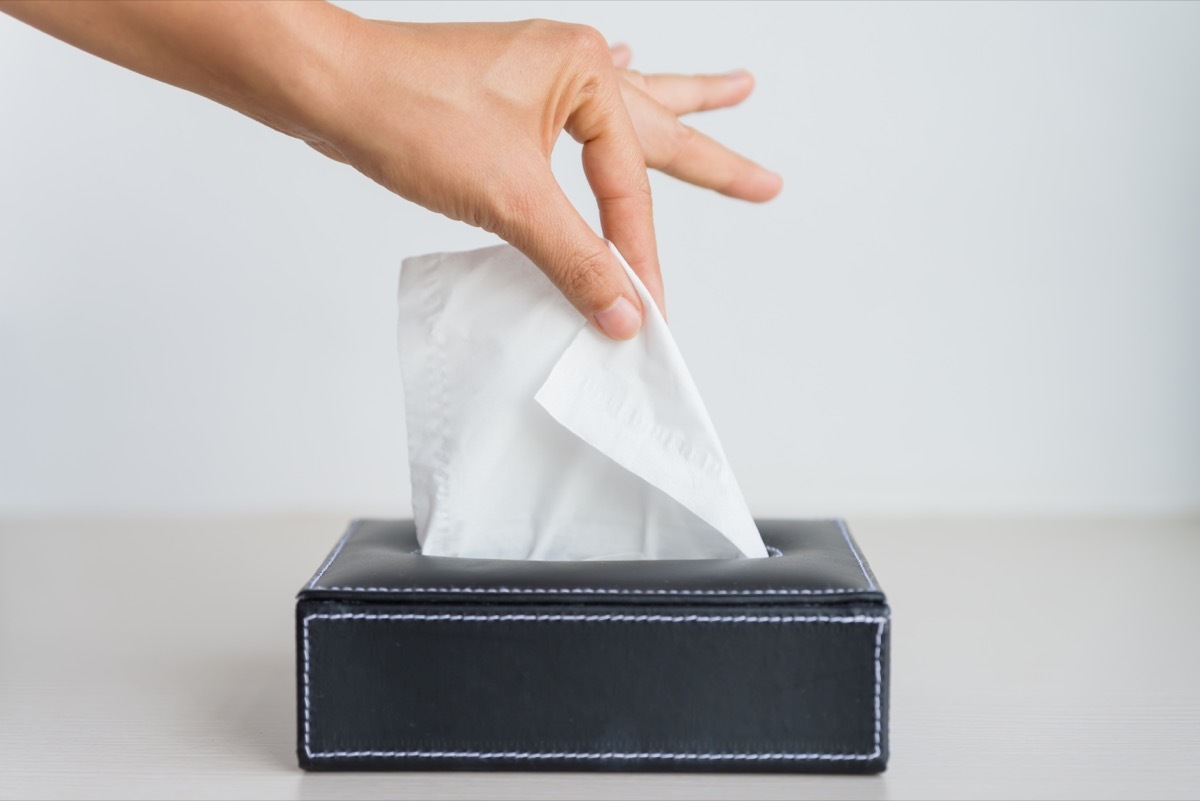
[621,80,782,203]
[607,55,782,205]
[624,69,756,116]
[610,42,632,69]
[500,170,645,340]
[566,69,666,317]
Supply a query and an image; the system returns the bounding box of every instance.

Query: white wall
[1,1,1197,519]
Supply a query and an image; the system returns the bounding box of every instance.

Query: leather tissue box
[295,519,890,773]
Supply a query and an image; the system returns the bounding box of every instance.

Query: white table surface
[1,517,1197,800]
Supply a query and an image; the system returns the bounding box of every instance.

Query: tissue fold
[397,243,766,561]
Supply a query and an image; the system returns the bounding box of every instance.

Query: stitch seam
[302,612,886,762]
[873,619,884,756]
[302,615,313,756]
[315,585,869,597]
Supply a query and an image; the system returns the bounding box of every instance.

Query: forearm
[0,0,352,138]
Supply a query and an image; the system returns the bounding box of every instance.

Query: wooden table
[2,517,1197,799]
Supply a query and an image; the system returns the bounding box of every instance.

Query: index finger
[566,74,665,317]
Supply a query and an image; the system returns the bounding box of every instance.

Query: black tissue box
[295,519,890,773]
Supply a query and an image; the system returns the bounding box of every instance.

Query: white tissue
[397,242,766,561]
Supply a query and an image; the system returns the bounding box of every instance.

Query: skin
[1,1,782,339]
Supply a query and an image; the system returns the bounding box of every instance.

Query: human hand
[0,3,781,338]
[302,18,662,338]
[298,19,781,338]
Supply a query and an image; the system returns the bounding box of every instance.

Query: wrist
[223,1,363,144]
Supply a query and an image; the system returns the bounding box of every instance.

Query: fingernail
[725,69,752,80]
[594,296,642,340]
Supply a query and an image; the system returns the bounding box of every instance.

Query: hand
[301,20,781,336]
[0,3,781,339]
[302,18,660,339]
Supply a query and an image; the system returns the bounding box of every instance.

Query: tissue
[397,243,767,561]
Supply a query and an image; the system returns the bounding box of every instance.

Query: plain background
[1,0,1197,521]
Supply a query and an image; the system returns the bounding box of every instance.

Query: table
[2,517,1197,800]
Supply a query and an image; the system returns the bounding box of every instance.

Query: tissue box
[295,519,890,773]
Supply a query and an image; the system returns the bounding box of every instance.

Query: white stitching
[302,612,886,762]
[302,615,313,756]
[837,518,875,591]
[306,521,362,590]
[309,749,875,762]
[309,613,885,624]
[317,585,868,597]
[873,619,884,756]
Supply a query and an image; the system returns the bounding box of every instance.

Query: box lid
[298,519,885,606]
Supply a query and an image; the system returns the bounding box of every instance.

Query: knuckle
[560,247,613,306]
[561,23,610,64]
[643,117,693,171]
[661,120,697,171]
[669,119,697,152]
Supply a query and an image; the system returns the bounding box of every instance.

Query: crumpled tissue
[397,243,766,561]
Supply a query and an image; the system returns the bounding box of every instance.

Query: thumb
[499,175,644,340]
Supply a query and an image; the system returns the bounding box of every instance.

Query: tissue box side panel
[296,600,889,773]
